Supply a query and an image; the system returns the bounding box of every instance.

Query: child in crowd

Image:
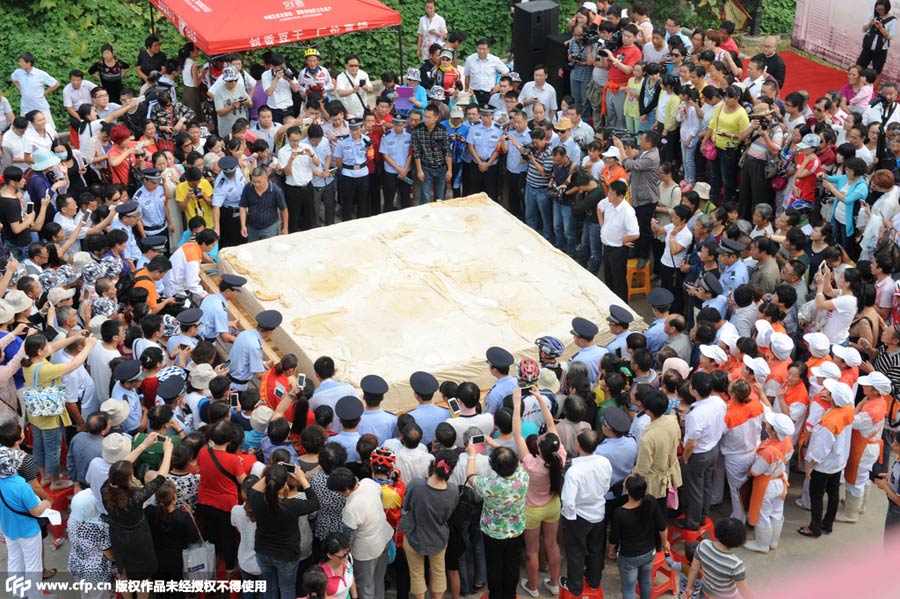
[231,389,260,431]
[260,417,299,462]
[624,62,645,134]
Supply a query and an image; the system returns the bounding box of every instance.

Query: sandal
[797,527,821,538]
[42,568,57,580]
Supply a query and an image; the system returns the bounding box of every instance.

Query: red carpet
[779,49,848,101]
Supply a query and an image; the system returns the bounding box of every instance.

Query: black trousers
[269,107,288,124]
[659,263,684,314]
[381,172,412,211]
[682,446,719,529]
[633,203,655,260]
[603,245,629,301]
[369,162,385,216]
[196,504,237,570]
[738,156,774,220]
[284,183,315,232]
[314,183,336,226]
[810,469,842,534]
[218,206,245,248]
[857,47,889,74]
[506,171,526,219]
[461,161,476,195]
[463,161,498,197]
[473,90,493,106]
[563,516,606,594]
[340,174,369,221]
[483,533,523,599]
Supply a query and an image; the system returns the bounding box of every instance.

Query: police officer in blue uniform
[407,370,449,446]
[334,117,371,221]
[483,346,518,415]
[357,374,397,444]
[111,359,144,435]
[604,306,634,361]
[229,309,281,391]
[644,288,674,359]
[380,115,413,211]
[332,395,364,461]
[594,406,638,508]
[132,168,169,239]
[464,105,503,199]
[570,316,606,388]
[696,271,728,319]
[212,156,247,248]
[167,307,202,359]
[199,274,245,345]
[110,201,143,268]
[717,238,749,302]
[136,235,167,270]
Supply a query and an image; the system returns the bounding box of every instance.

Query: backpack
[116,271,153,304]
[450,474,483,527]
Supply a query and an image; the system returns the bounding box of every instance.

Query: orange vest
[724,398,764,429]
[806,356,827,373]
[259,367,290,411]
[782,381,809,409]
[133,267,159,307]
[845,398,886,484]
[767,358,790,387]
[819,404,855,436]
[747,436,794,526]
[839,366,860,389]
[772,322,787,334]
[181,240,203,263]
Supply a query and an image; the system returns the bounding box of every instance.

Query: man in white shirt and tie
[674,371,727,530]
[560,430,612,597]
[464,38,510,106]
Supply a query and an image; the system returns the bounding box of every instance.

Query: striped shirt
[239,182,287,230]
[695,539,746,599]
[525,147,554,188]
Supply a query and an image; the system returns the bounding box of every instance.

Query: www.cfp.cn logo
[5,575,33,597]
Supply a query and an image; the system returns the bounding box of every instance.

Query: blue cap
[218,155,239,172]
[718,238,745,255]
[335,395,364,420]
[603,406,632,435]
[607,306,633,326]
[220,274,247,291]
[157,374,186,402]
[176,308,203,326]
[113,359,142,382]
[140,235,167,252]
[486,346,514,368]
[115,201,141,216]
[360,374,389,395]
[142,168,162,181]
[347,117,364,130]
[700,272,723,296]
[647,287,674,309]
[256,310,283,330]
[570,317,599,340]
[409,371,439,396]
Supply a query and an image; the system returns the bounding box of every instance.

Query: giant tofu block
[217,194,644,412]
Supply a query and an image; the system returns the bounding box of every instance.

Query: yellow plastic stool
[626,258,652,301]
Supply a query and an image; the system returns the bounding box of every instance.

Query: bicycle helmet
[535,336,565,359]
[370,447,396,474]
[517,357,541,385]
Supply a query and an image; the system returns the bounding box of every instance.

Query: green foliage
[0,0,183,120]
[761,0,797,35]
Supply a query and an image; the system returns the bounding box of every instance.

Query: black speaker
[544,33,571,98]
[512,1,560,83]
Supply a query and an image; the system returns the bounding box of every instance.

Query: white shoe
[795,497,810,511]
[743,525,773,553]
[770,518,784,550]
[835,493,863,523]
[542,579,560,595]
[520,578,539,598]
[861,484,871,514]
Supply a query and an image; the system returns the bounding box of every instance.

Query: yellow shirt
[712,105,750,150]
[175,180,215,229]
[23,359,71,430]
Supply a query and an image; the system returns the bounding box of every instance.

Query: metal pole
[148,0,157,36]
[398,25,404,77]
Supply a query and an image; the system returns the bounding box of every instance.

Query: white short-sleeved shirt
[11,67,57,114]
[417,14,447,53]
[23,124,57,155]
[598,197,640,247]
[277,142,315,187]
[823,294,858,344]
[519,81,558,120]
[335,70,370,119]
[63,81,97,110]
[2,130,29,168]
[342,478,394,561]
[684,395,727,453]
[260,69,296,111]
[662,223,693,268]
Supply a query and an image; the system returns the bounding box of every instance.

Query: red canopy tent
[147,0,402,55]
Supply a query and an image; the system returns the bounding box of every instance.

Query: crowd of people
[1,1,900,599]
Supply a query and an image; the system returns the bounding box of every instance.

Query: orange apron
[839,366,860,389]
[806,356,827,373]
[844,399,886,484]
[767,358,790,387]
[747,437,793,526]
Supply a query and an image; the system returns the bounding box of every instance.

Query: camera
[548,183,567,202]
[520,142,535,159]
[609,128,637,148]
[192,187,203,197]
[870,93,889,108]
[750,114,773,131]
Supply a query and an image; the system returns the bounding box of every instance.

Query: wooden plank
[199,270,282,366]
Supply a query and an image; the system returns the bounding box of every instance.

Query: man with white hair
[799,379,855,538]
[744,411,794,553]
[836,372,889,523]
